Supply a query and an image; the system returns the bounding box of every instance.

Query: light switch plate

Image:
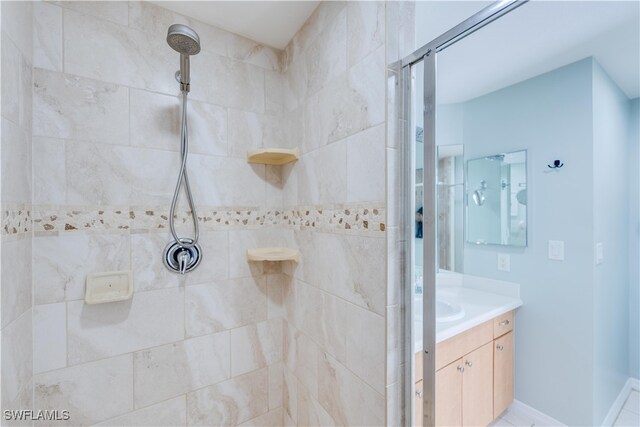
[85,271,133,304]
[497,254,510,272]
[548,240,565,261]
[595,242,604,265]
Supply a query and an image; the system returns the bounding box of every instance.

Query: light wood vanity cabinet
[416,310,515,426]
[493,331,514,418]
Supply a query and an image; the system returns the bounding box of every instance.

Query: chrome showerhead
[167,24,201,92]
[167,24,201,55]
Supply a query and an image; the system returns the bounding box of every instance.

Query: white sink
[436,299,465,322]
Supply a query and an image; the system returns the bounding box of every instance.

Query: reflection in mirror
[466,150,527,246]
[437,145,464,271]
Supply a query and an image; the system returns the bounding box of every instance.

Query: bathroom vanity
[414,280,522,426]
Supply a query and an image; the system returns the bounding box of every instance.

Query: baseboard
[505,400,566,426]
[601,377,640,426]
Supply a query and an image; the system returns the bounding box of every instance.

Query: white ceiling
[417,0,640,104]
[154,1,319,49]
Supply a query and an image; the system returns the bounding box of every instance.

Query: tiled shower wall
[278,2,388,425]
[30,2,288,425]
[276,2,414,426]
[0,1,415,426]
[1,1,34,422]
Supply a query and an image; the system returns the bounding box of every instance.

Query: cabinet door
[416,380,423,426]
[436,359,463,426]
[493,331,514,418]
[462,342,493,427]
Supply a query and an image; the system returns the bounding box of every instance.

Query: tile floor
[614,390,640,427]
[489,389,640,427]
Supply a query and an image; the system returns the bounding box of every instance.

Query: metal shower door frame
[399,1,528,425]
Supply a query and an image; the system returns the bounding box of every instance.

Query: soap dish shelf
[247,247,299,262]
[247,148,299,165]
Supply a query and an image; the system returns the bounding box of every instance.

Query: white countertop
[414,283,523,353]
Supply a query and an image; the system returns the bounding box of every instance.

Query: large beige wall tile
[228,33,282,71]
[33,303,66,374]
[186,368,269,426]
[1,1,33,61]
[347,1,385,67]
[33,233,130,304]
[33,69,129,145]
[317,351,385,426]
[33,2,62,72]
[185,277,267,337]
[67,287,184,365]
[296,141,347,205]
[231,318,283,376]
[346,123,386,203]
[54,1,128,26]
[284,324,318,396]
[130,89,228,156]
[295,231,386,315]
[32,137,65,205]
[1,311,32,409]
[1,118,31,204]
[1,236,31,327]
[192,53,265,113]
[134,332,230,408]
[1,36,31,127]
[64,10,175,94]
[297,377,336,426]
[34,354,133,426]
[239,407,284,427]
[304,8,347,96]
[268,362,284,410]
[346,303,386,394]
[96,395,186,427]
[283,368,298,424]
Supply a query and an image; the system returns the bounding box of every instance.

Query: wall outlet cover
[595,242,604,265]
[498,253,511,272]
[548,240,565,261]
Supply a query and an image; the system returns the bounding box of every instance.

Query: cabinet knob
[465,360,473,367]
[415,390,423,399]
[499,319,510,327]
[496,344,504,351]
[457,365,464,373]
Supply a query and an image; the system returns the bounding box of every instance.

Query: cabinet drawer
[436,321,493,371]
[493,311,514,338]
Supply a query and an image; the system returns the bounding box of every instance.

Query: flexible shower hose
[169,91,199,249]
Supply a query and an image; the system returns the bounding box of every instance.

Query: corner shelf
[247,247,299,263]
[247,148,299,165]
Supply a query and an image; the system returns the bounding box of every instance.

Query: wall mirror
[466,150,527,246]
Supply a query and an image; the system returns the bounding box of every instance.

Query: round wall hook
[548,159,564,169]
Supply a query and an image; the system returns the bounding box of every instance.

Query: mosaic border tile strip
[2,205,32,235]
[26,205,386,235]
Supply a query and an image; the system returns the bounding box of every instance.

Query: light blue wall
[629,98,640,380]
[459,58,596,426]
[436,57,635,424]
[592,61,632,425]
